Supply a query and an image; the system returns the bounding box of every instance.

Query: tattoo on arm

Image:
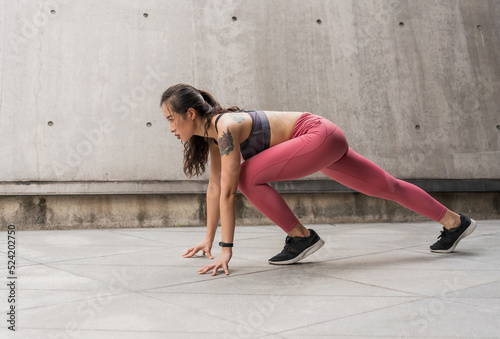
[230,114,245,123]
[218,128,235,156]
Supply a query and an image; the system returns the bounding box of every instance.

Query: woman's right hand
[182,237,214,259]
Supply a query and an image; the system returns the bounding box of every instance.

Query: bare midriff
[263,111,304,147]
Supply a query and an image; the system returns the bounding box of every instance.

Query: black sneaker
[430,214,477,253]
[268,229,325,265]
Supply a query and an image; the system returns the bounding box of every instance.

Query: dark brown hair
[160,84,240,177]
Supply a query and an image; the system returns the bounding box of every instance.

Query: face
[162,103,195,143]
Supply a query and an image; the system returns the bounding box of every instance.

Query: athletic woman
[160,84,477,276]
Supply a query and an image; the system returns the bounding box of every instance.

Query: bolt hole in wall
[415,124,421,130]
[146,122,152,127]
[230,15,324,24]
[477,25,482,30]
[47,121,53,126]
[143,13,148,18]
[496,125,500,130]
[50,10,56,15]
[399,22,404,27]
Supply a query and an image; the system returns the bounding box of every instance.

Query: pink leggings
[238,113,447,232]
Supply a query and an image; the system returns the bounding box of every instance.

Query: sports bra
[214,110,271,160]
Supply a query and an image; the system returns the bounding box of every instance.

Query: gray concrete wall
[1,1,499,228]
[1,0,499,185]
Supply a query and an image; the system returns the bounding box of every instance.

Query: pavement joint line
[137,291,275,337]
[348,249,500,270]
[10,288,135,312]
[413,295,500,315]
[41,262,140,294]
[139,266,290,292]
[3,254,44,265]
[269,296,423,337]
[13,243,168,248]
[430,279,500,299]
[439,256,500,268]
[145,290,421,298]
[309,271,424,297]
[17,246,165,266]
[4,325,231,335]
[312,247,406,264]
[103,229,183,245]
[403,247,500,266]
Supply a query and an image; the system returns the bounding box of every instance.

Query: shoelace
[437,224,462,239]
[437,228,449,239]
[283,236,294,251]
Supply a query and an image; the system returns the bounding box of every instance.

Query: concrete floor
[0,220,499,339]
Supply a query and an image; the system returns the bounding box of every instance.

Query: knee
[382,175,408,201]
[363,174,401,200]
[386,175,403,194]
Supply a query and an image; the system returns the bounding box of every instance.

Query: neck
[193,116,217,139]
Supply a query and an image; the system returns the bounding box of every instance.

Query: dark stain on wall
[17,196,51,227]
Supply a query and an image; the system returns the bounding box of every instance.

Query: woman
[160,84,477,276]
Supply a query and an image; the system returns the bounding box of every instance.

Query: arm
[182,139,221,259]
[218,126,241,245]
[206,139,222,241]
[198,119,242,276]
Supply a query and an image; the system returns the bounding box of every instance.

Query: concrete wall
[1,192,499,230]
[1,0,499,228]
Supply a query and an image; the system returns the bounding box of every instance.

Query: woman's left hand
[198,248,232,276]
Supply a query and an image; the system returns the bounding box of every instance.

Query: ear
[187,108,196,120]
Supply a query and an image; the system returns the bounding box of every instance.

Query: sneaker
[430,214,477,253]
[268,229,325,265]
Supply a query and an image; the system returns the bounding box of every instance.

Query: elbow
[207,184,221,199]
[220,191,237,202]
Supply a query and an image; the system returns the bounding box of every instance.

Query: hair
[160,84,240,177]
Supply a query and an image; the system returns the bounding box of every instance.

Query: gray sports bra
[214,110,271,160]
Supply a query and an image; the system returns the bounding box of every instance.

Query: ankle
[287,224,310,238]
[444,215,461,230]
[440,210,461,230]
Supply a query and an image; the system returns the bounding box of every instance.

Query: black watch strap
[219,242,233,248]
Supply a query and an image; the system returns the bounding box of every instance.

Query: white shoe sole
[268,239,325,265]
[431,218,477,253]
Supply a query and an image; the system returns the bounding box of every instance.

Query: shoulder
[216,111,249,127]
[216,112,250,138]
[215,112,251,156]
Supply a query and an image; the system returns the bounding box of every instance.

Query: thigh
[320,147,392,195]
[239,119,348,186]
